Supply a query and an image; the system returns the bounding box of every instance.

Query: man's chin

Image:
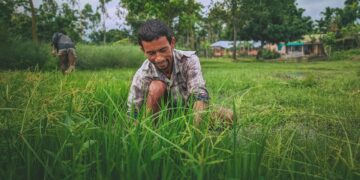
[155,63,168,70]
[156,66,168,71]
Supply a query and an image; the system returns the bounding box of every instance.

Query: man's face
[141,36,175,72]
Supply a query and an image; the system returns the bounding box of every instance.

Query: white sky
[33,0,346,30]
[296,0,345,20]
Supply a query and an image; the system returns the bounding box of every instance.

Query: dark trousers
[58,48,76,73]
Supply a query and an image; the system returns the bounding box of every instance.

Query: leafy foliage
[256,49,281,60]
[120,0,203,48]
[75,44,143,69]
[1,58,359,179]
[89,29,130,44]
[0,40,50,70]
[239,0,312,45]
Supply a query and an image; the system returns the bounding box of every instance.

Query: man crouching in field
[51,31,77,74]
[127,19,233,126]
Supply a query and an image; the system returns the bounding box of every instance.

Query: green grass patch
[0,59,359,179]
[76,44,144,70]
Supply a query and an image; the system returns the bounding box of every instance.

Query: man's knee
[148,80,166,99]
[146,80,167,114]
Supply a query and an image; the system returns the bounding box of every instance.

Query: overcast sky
[34,0,346,30]
[296,0,345,20]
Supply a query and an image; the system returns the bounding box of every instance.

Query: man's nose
[154,53,164,62]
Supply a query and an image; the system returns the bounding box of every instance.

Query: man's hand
[51,49,57,57]
[211,106,233,126]
[193,101,207,127]
[51,45,57,57]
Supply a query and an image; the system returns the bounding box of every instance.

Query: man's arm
[51,44,57,57]
[127,69,150,124]
[193,101,207,126]
[185,54,210,126]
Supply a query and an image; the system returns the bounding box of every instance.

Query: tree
[80,3,101,40]
[316,7,338,33]
[317,1,359,34]
[240,0,312,46]
[205,0,242,59]
[37,0,59,41]
[205,2,229,42]
[341,0,360,26]
[120,0,202,48]
[61,3,81,41]
[231,0,238,60]
[176,0,203,49]
[0,0,34,41]
[89,29,130,44]
[98,0,112,44]
[28,0,38,43]
[37,0,82,42]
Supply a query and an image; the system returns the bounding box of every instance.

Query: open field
[0,59,359,179]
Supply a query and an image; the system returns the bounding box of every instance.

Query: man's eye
[147,52,155,56]
[159,48,167,52]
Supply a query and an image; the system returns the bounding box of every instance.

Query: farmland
[0,57,359,179]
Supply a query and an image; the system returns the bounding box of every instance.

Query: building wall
[212,48,259,57]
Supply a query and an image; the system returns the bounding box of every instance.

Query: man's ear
[138,41,144,52]
[171,37,176,49]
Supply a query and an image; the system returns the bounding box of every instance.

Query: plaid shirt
[127,49,209,116]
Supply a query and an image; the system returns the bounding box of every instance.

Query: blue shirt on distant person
[51,32,75,51]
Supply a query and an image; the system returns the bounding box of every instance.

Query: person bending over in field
[51,31,77,74]
[127,19,233,126]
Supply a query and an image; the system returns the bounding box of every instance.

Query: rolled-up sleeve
[127,70,149,118]
[185,55,209,103]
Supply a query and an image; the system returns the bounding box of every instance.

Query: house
[210,41,234,57]
[210,40,261,57]
[335,36,359,50]
[265,35,326,59]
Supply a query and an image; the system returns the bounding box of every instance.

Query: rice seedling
[0,57,359,179]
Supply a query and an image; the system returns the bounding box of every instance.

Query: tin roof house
[210,41,261,57]
[265,35,326,59]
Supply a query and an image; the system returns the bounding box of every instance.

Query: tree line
[1,0,359,52]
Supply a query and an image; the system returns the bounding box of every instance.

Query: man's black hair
[138,19,173,47]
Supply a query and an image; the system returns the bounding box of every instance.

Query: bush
[329,49,360,61]
[256,49,280,60]
[0,40,51,70]
[0,20,52,70]
[0,43,145,71]
[76,44,144,69]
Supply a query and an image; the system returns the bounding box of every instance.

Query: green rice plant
[0,58,360,179]
[76,44,144,70]
[0,41,50,70]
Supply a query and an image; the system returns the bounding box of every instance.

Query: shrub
[329,49,360,61]
[256,49,280,60]
[0,40,50,70]
[76,44,144,69]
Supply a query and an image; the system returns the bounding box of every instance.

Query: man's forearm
[193,100,207,126]
[51,46,57,56]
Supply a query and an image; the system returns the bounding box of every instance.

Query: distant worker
[51,32,76,74]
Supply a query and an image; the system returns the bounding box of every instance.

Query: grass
[76,44,144,70]
[0,42,145,71]
[0,57,360,179]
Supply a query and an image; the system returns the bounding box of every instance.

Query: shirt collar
[173,49,196,74]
